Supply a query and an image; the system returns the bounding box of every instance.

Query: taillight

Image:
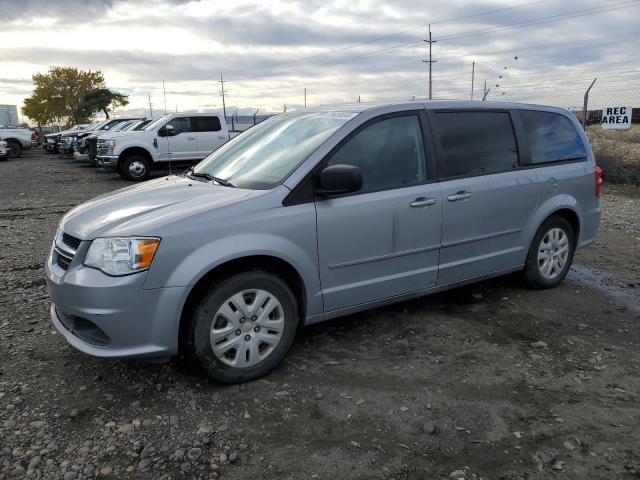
[31,132,37,141]
[595,166,603,197]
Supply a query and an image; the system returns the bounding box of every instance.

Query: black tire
[121,155,151,181]
[186,271,299,384]
[7,141,22,158]
[523,215,576,289]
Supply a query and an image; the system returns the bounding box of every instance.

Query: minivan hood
[60,175,253,239]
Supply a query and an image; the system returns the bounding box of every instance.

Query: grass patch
[587,124,640,185]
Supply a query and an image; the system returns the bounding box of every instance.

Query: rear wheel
[186,271,299,383]
[523,216,576,289]
[122,155,151,181]
[7,140,22,158]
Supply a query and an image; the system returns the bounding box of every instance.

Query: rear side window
[191,116,222,132]
[520,110,587,163]
[434,111,518,178]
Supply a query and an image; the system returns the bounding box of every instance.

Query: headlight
[84,237,160,276]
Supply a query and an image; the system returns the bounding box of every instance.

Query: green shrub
[586,125,640,185]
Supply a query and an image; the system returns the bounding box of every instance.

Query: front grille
[56,307,111,346]
[56,253,71,270]
[52,231,82,272]
[62,232,81,251]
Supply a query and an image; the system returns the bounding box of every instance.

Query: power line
[226,1,639,81]
[221,0,550,77]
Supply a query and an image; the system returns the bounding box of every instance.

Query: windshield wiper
[186,167,235,187]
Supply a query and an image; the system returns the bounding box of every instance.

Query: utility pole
[470,61,475,100]
[582,78,597,130]
[304,88,307,108]
[482,80,491,101]
[147,92,153,118]
[422,24,437,100]
[218,74,227,122]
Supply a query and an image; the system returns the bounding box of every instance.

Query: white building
[0,105,19,126]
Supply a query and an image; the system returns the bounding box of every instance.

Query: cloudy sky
[1,0,639,122]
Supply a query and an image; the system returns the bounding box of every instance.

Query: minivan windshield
[193,111,356,189]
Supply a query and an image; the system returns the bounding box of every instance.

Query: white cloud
[0,0,638,122]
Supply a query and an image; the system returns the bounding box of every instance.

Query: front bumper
[45,247,185,359]
[73,151,89,161]
[96,155,118,168]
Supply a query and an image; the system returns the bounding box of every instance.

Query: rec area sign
[601,106,632,129]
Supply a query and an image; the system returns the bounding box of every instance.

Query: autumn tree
[21,66,105,126]
[79,87,129,119]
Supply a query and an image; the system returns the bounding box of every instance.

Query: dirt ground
[1,150,639,480]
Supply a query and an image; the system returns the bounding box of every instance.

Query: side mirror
[158,124,175,137]
[317,164,363,196]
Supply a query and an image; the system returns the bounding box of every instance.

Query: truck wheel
[186,271,299,383]
[7,141,22,158]
[122,156,151,181]
[523,216,576,289]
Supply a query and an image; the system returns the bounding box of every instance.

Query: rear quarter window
[520,110,587,163]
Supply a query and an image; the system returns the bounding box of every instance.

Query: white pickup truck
[0,126,34,157]
[97,112,228,181]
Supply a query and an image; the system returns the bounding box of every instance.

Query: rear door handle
[410,197,437,207]
[187,136,196,140]
[447,192,471,201]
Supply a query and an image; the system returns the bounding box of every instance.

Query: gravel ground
[1,150,639,480]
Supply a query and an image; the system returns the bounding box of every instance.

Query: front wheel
[121,155,151,181]
[523,216,576,289]
[7,141,22,158]
[187,271,299,383]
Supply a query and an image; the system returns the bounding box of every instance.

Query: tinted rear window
[191,116,221,132]
[435,111,518,178]
[520,110,587,163]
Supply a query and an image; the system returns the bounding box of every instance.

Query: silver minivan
[45,101,602,383]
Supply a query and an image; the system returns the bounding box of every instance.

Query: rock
[99,466,113,476]
[530,341,548,348]
[197,425,214,435]
[422,421,436,434]
[28,456,41,470]
[399,406,409,412]
[563,441,575,451]
[188,447,202,460]
[229,451,238,462]
[11,465,26,477]
[173,449,185,460]
[63,471,78,480]
[577,323,589,330]
[138,459,151,470]
[29,420,46,428]
[450,469,466,479]
[68,408,80,418]
[118,423,134,434]
[219,452,228,463]
[355,398,366,406]
[552,460,565,470]
[535,449,558,465]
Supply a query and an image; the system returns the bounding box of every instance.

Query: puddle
[568,264,640,312]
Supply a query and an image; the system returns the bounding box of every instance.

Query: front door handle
[187,136,196,140]
[447,191,471,201]
[410,197,437,207]
[217,135,226,139]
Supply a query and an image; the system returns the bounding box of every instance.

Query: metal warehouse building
[0,105,19,126]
